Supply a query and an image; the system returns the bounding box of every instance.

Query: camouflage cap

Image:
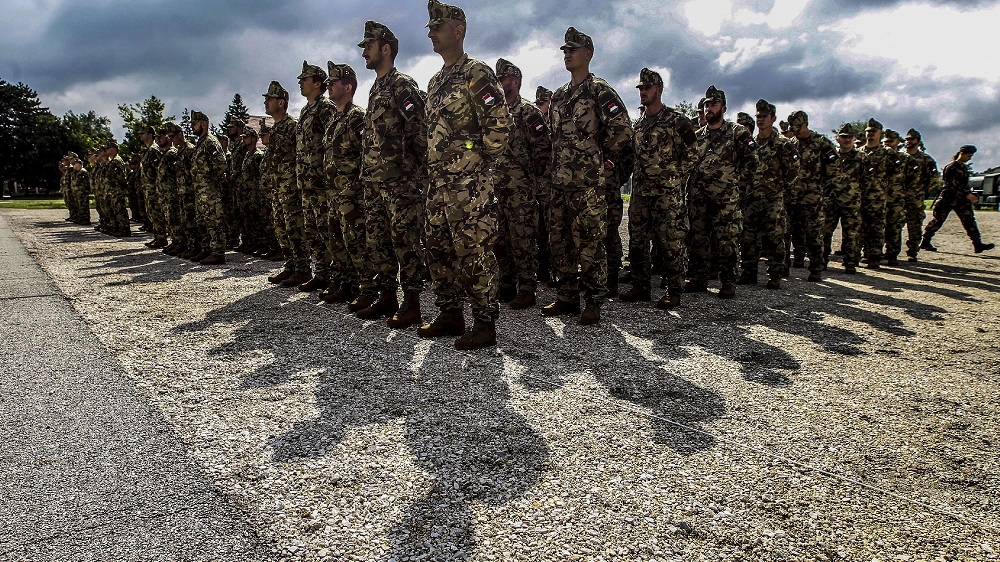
[905,128,921,140]
[865,118,883,131]
[736,112,754,131]
[697,97,706,110]
[226,118,246,129]
[358,20,398,49]
[259,121,272,135]
[960,144,977,154]
[561,27,594,52]
[755,98,776,118]
[495,58,522,79]
[778,120,789,132]
[327,61,357,80]
[704,85,726,106]
[262,80,289,101]
[190,110,209,123]
[883,129,901,142]
[635,67,663,88]
[535,86,552,104]
[297,60,327,82]
[160,122,182,135]
[787,110,808,129]
[426,0,466,27]
[138,124,156,135]
[836,123,856,136]
[242,126,259,139]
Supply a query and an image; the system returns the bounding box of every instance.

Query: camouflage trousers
[329,183,368,289]
[196,184,226,254]
[363,180,427,295]
[883,184,907,259]
[627,192,688,291]
[904,196,926,257]
[301,187,336,280]
[860,188,887,263]
[687,186,741,283]
[541,181,568,282]
[247,186,273,247]
[823,195,861,267]
[278,182,309,272]
[144,184,167,239]
[127,183,145,223]
[785,188,825,272]
[93,186,107,226]
[77,187,92,223]
[104,186,130,234]
[550,184,608,304]
[178,184,200,249]
[603,185,624,277]
[783,185,801,267]
[740,190,787,279]
[269,191,292,264]
[536,183,553,281]
[923,193,983,244]
[424,171,499,322]
[222,179,239,245]
[494,173,539,293]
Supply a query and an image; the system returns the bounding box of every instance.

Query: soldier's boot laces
[348,293,377,313]
[618,286,651,302]
[199,254,226,266]
[718,283,736,299]
[656,291,681,309]
[974,242,995,254]
[280,271,313,287]
[298,276,328,292]
[387,291,422,329]
[508,291,536,310]
[920,237,937,252]
[454,319,496,350]
[417,310,466,338]
[357,289,398,320]
[579,302,601,325]
[540,299,581,317]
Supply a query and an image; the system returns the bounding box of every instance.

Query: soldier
[779,120,793,139]
[921,145,994,254]
[859,118,890,269]
[619,68,697,308]
[824,124,866,274]
[542,27,632,324]
[740,99,797,288]
[172,123,200,259]
[104,140,131,237]
[534,85,556,283]
[881,129,908,265]
[258,121,285,261]
[225,119,249,251]
[262,81,309,286]
[321,62,368,304]
[786,110,836,281]
[736,112,755,135]
[89,151,105,231]
[138,125,167,248]
[493,58,550,309]
[70,156,90,225]
[686,85,755,298]
[157,124,182,255]
[696,98,707,128]
[59,155,74,222]
[189,111,228,264]
[239,126,267,256]
[902,129,938,261]
[356,20,429,327]
[418,0,511,349]
[535,86,553,123]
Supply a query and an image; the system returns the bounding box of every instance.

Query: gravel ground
[5,208,1000,562]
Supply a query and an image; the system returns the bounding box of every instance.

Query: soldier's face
[562,47,590,72]
[264,97,282,116]
[261,133,270,147]
[866,129,881,146]
[703,100,724,124]
[536,100,550,116]
[794,121,810,139]
[242,136,256,149]
[883,138,900,151]
[157,134,170,148]
[500,76,520,99]
[427,20,461,54]
[192,121,205,135]
[837,134,854,151]
[637,85,661,107]
[362,41,383,70]
[905,137,919,150]
[299,77,321,98]
[756,112,774,132]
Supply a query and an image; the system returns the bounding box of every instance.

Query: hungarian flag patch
[482,92,496,106]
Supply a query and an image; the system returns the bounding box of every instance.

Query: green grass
[0,196,94,210]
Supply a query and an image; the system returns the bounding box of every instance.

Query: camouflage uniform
[174,140,199,251]
[424,51,511,321]
[859,119,890,266]
[904,142,938,258]
[824,137,866,268]
[140,143,164,239]
[688,90,755,285]
[104,152,131,235]
[923,158,988,246]
[360,65,428,296]
[71,165,91,224]
[59,162,73,220]
[882,130,908,261]
[239,131,268,250]
[156,137,180,243]
[534,86,556,281]
[323,67,369,293]
[548,60,633,305]
[788,112,837,273]
[297,62,339,281]
[272,113,305,272]
[190,119,229,256]
[493,59,550,297]
[603,144,633,282]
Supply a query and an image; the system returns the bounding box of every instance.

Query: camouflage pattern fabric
[104,155,131,234]
[226,141,248,244]
[824,148,866,267]
[904,151,938,256]
[270,115,308,272]
[91,160,106,226]
[859,144,891,264]
[924,160,984,244]
[240,147,268,247]
[629,105,698,290]
[742,128,797,279]
[688,121,755,283]
[883,149,909,259]
[156,146,179,239]
[297,96,337,279]
[548,73,633,303]
[424,53,510,320]
[494,95,550,294]
[324,101,370,290]
[191,133,229,254]
[140,145,164,237]
[71,167,91,222]
[603,144,633,277]
[790,131,837,272]
[174,142,199,250]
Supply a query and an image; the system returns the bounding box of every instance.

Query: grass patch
[0,196,95,210]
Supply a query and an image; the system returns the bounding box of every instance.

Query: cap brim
[357,38,373,47]
[426,18,445,28]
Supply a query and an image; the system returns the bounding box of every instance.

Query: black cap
[959,145,977,155]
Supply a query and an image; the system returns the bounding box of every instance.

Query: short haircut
[379,38,399,60]
[340,76,358,93]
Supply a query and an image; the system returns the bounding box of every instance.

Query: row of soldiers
[56,1,994,349]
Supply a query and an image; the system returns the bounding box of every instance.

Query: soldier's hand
[604,159,615,171]
[968,193,979,203]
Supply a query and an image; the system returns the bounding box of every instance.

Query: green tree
[220,93,251,138]
[62,110,114,157]
[180,108,195,143]
[831,120,867,140]
[0,77,69,192]
[118,95,173,160]
[672,100,698,120]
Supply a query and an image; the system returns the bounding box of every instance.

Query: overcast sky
[3,0,998,168]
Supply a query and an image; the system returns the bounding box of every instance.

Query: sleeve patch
[525,112,547,136]
[596,89,624,119]
[678,118,697,146]
[395,85,424,119]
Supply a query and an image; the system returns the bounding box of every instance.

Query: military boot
[509,291,536,310]
[417,310,465,338]
[322,284,355,304]
[199,253,226,265]
[297,276,328,292]
[280,270,312,287]
[151,238,169,249]
[736,271,758,285]
[606,281,619,298]
[540,299,581,317]
[454,319,496,350]
[192,249,211,262]
[179,247,199,260]
[268,269,293,284]
[885,255,899,266]
[357,288,398,320]
[974,241,995,253]
[579,302,601,325]
[807,271,822,282]
[496,284,517,303]
[718,283,736,299]
[162,242,178,255]
[919,237,937,252]
[348,293,377,313]
[844,264,857,274]
[656,290,681,309]
[765,277,781,290]
[683,279,708,293]
[618,286,651,302]
[387,291,422,329]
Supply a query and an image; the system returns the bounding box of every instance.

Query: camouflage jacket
[259,147,275,196]
[140,145,163,193]
[886,149,908,194]
[905,150,938,201]
[941,161,972,197]
[426,53,511,179]
[268,116,299,193]
[500,95,550,176]
[105,156,128,196]
[175,141,196,194]
[362,67,426,183]
[297,96,337,189]
[60,169,72,194]
[71,167,89,195]
[631,105,698,197]
[241,148,264,189]
[752,128,799,198]
[792,131,838,197]
[827,148,867,204]
[156,146,179,196]
[323,101,366,193]
[859,144,891,199]
[190,134,227,193]
[228,142,248,187]
[691,120,756,200]
[549,73,633,189]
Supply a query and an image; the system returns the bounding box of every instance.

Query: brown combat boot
[387,291,422,329]
[807,271,822,282]
[192,249,211,262]
[268,269,293,284]
[322,284,355,304]
[280,270,313,287]
[684,279,708,293]
[606,281,619,298]
[357,288,398,320]
[417,310,465,338]
[540,299,581,317]
[765,277,781,290]
[656,291,681,309]
[199,253,226,265]
[618,286,651,302]
[297,276,328,292]
[454,319,496,350]
[348,293,377,312]
[508,291,536,310]
[579,302,601,325]
[736,271,757,285]
[718,283,736,299]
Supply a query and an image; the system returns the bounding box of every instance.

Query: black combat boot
[618,286,651,302]
[579,302,601,325]
[974,241,995,253]
[718,283,736,299]
[454,319,496,350]
[919,237,937,252]
[417,310,465,338]
[540,299,581,317]
[656,290,681,309]
[357,288,398,320]
[199,253,226,265]
[509,291,536,310]
[387,291,422,329]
